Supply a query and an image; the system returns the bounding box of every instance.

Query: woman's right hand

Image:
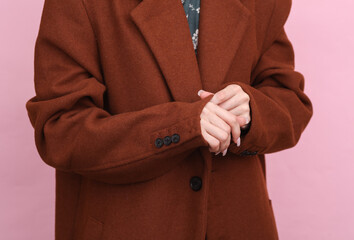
[200,101,245,156]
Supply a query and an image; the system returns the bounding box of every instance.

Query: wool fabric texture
[25,0,313,239]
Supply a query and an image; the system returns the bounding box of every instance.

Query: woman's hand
[198,84,251,154]
[199,100,243,156]
[200,84,251,126]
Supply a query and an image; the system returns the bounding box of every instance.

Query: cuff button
[163,136,172,146]
[171,133,180,143]
[155,138,164,148]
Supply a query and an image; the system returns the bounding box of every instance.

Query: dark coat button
[171,133,180,143]
[155,138,164,148]
[190,176,202,191]
[163,136,172,146]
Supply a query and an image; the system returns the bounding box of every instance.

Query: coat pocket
[81,216,103,240]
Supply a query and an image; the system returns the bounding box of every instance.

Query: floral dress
[181,0,200,56]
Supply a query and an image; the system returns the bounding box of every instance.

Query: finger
[201,118,229,153]
[207,103,241,144]
[209,85,240,105]
[201,123,221,153]
[221,111,248,128]
[201,106,231,133]
[223,134,231,156]
[215,133,231,156]
[198,89,214,99]
[217,94,245,111]
[236,116,248,127]
[201,105,231,154]
[214,108,247,127]
[229,111,249,128]
[201,118,222,152]
[204,112,231,153]
[229,104,250,117]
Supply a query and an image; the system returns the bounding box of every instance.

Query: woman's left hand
[198,84,251,129]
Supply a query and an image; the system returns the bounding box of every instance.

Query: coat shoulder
[252,0,292,50]
[253,0,292,27]
[273,0,292,26]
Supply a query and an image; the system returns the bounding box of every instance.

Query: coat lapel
[130,0,201,102]
[130,0,251,102]
[197,0,252,91]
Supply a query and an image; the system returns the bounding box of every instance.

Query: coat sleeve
[218,0,313,156]
[25,0,213,185]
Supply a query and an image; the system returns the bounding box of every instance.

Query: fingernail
[245,117,250,125]
[236,137,241,147]
[215,151,220,155]
[222,149,227,156]
[197,89,204,96]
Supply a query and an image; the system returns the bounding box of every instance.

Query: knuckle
[216,92,225,101]
[245,105,250,113]
[233,84,241,91]
[206,101,217,110]
[209,139,219,150]
[220,131,229,141]
[225,124,231,133]
[240,105,248,112]
[226,84,233,88]
[202,105,211,115]
[231,115,238,125]
[228,85,235,91]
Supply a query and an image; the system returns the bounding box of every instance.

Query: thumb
[197,89,214,99]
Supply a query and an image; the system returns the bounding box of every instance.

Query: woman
[26,0,313,239]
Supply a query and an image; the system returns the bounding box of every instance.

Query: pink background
[1,0,353,239]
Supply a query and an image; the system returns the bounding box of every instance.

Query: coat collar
[130,0,252,102]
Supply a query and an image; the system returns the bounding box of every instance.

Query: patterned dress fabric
[181,0,200,56]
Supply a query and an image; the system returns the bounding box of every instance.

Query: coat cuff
[216,81,267,157]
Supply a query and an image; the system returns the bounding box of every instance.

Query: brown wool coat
[25,0,313,239]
